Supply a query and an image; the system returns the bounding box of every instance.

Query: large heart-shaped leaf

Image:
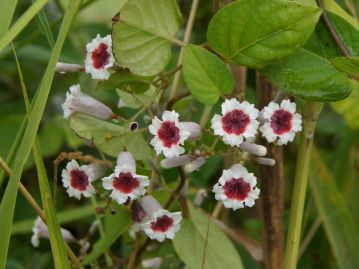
[173,204,244,269]
[182,45,234,105]
[262,12,357,101]
[207,0,321,69]
[112,0,182,76]
[69,113,152,160]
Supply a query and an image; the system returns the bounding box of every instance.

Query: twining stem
[284,102,323,269]
[169,0,200,99]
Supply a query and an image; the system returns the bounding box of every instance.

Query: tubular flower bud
[102,152,149,204]
[239,142,267,157]
[211,98,259,147]
[62,84,113,119]
[56,62,83,73]
[142,257,162,269]
[256,157,276,166]
[260,100,302,145]
[194,189,208,207]
[85,34,114,80]
[184,156,206,173]
[178,122,201,140]
[213,164,260,210]
[160,155,191,169]
[140,196,182,242]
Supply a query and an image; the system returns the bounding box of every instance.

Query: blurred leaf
[182,45,234,105]
[331,57,359,77]
[82,206,130,265]
[207,0,321,69]
[173,204,244,269]
[112,0,182,76]
[322,0,359,30]
[69,113,152,159]
[331,80,359,129]
[310,148,359,269]
[0,0,17,36]
[0,0,82,266]
[97,70,153,94]
[117,86,160,109]
[33,0,55,48]
[0,0,48,53]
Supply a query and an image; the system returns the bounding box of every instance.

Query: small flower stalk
[149,110,201,158]
[140,196,182,242]
[213,164,260,210]
[212,98,259,147]
[260,99,302,145]
[102,152,149,204]
[31,217,74,247]
[61,160,97,199]
[62,84,114,119]
[85,34,114,80]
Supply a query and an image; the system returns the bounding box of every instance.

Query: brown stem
[316,0,351,57]
[229,64,247,101]
[256,73,284,269]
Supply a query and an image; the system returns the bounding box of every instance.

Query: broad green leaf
[82,206,130,265]
[117,86,160,109]
[97,70,153,94]
[0,0,81,267]
[69,113,152,160]
[173,204,244,269]
[207,0,321,69]
[112,0,182,76]
[0,0,48,53]
[0,0,17,37]
[310,148,359,269]
[331,80,359,129]
[322,0,359,31]
[331,57,359,77]
[182,45,234,105]
[262,12,357,101]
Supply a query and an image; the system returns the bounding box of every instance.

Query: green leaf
[207,0,321,69]
[0,0,82,267]
[117,86,160,109]
[173,204,244,269]
[0,0,48,53]
[33,0,55,48]
[331,57,359,77]
[182,45,234,105]
[112,0,182,76]
[69,113,152,160]
[331,80,359,129]
[0,0,17,37]
[82,206,130,265]
[322,0,359,31]
[310,148,359,269]
[97,70,153,94]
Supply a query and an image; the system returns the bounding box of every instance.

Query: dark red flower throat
[70,169,89,191]
[157,121,180,148]
[270,109,292,135]
[151,215,173,232]
[92,43,110,69]
[222,109,250,135]
[113,172,139,194]
[223,178,251,201]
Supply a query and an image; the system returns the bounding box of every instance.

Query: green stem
[199,106,213,128]
[284,101,323,269]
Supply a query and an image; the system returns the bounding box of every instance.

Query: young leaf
[207,0,321,69]
[331,57,359,77]
[112,0,182,76]
[310,148,359,269]
[182,45,234,105]
[173,204,244,269]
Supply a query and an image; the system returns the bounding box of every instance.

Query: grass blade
[0,0,82,267]
[33,0,55,48]
[0,0,18,37]
[0,0,48,54]
[310,147,359,269]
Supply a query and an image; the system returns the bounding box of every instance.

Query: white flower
[149,111,191,158]
[213,164,260,210]
[61,160,96,200]
[62,84,113,119]
[102,152,149,204]
[31,217,74,247]
[142,209,182,242]
[211,98,259,147]
[260,100,302,145]
[85,34,114,80]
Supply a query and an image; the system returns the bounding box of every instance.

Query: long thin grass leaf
[0,0,48,54]
[0,0,82,267]
[33,0,55,48]
[310,147,359,269]
[0,0,18,37]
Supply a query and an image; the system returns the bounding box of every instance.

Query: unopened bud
[178,122,201,140]
[56,62,83,73]
[256,157,276,166]
[140,196,163,217]
[194,189,207,206]
[239,142,267,157]
[184,157,206,173]
[142,257,162,268]
[89,163,107,180]
[160,155,191,169]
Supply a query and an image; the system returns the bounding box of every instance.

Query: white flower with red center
[211,98,259,147]
[61,160,96,199]
[140,196,182,242]
[149,111,194,158]
[31,217,75,247]
[85,34,115,80]
[213,164,260,210]
[260,100,302,145]
[102,152,149,204]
